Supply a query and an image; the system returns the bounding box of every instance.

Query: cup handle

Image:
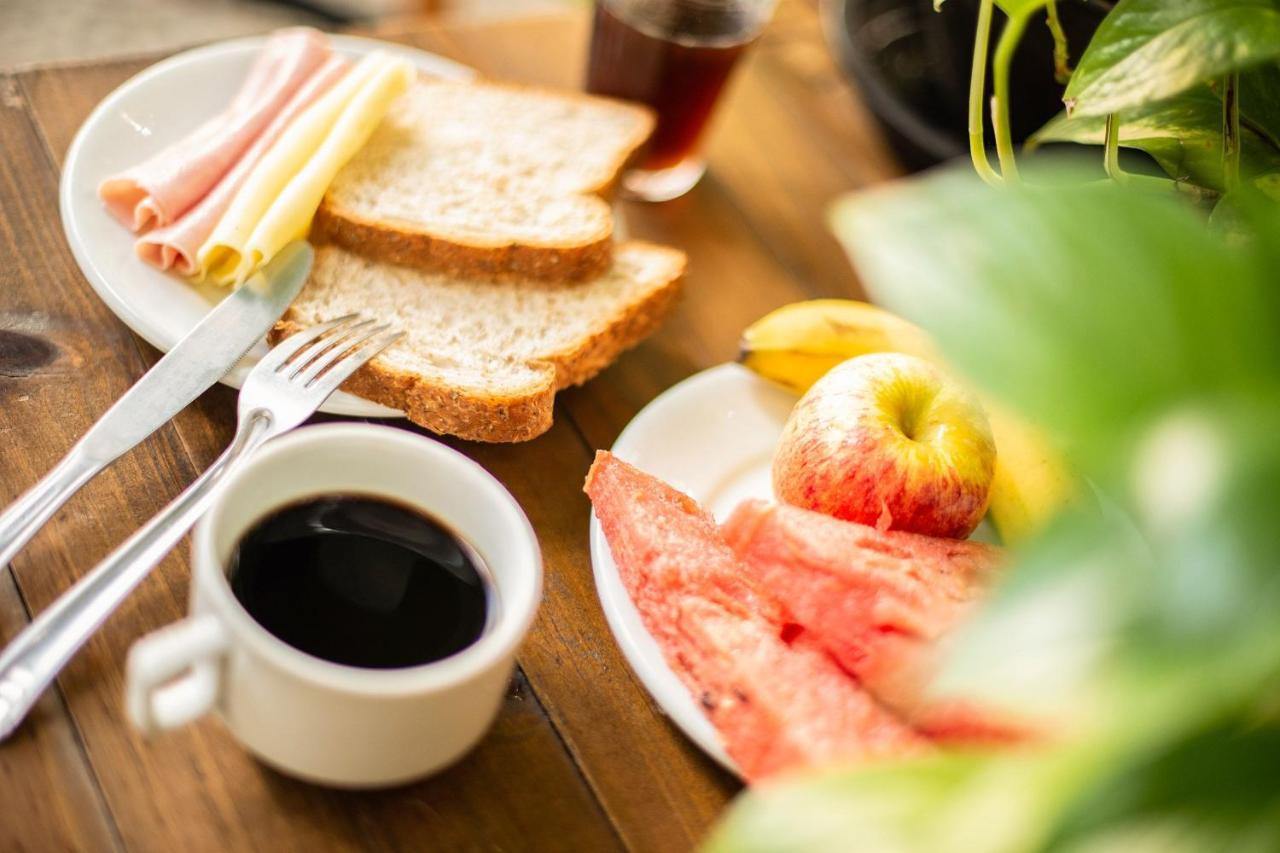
[125,614,228,736]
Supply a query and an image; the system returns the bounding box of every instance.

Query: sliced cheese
[197,51,413,285]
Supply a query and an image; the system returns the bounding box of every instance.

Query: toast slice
[313,80,654,281]
[273,242,685,442]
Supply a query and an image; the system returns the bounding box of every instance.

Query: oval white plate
[60,34,475,416]
[589,363,1000,775]
[589,363,799,774]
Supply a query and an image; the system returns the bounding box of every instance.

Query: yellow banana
[738,299,938,393]
[983,402,1075,544]
[739,299,1073,544]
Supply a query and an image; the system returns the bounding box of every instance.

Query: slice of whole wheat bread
[312,79,654,281]
[272,242,685,442]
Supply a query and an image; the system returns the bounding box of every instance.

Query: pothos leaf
[710,165,1280,853]
[1236,62,1280,149]
[831,165,1280,724]
[1047,712,1280,852]
[707,712,1280,853]
[828,163,1280,479]
[1029,85,1280,192]
[1210,173,1280,232]
[704,751,1084,853]
[1065,0,1280,117]
[1252,172,1280,197]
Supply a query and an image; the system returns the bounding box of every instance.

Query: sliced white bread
[274,242,686,442]
[313,80,654,282]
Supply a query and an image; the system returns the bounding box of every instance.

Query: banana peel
[984,403,1075,544]
[739,299,1074,544]
[738,299,939,393]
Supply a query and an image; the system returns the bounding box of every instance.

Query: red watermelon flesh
[585,451,928,781]
[722,500,1030,743]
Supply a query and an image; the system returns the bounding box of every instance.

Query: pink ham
[136,55,350,275]
[722,500,1033,744]
[99,28,330,233]
[585,452,927,782]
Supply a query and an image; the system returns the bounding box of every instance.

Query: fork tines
[266,315,403,388]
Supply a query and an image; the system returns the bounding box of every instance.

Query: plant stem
[968,0,1003,186]
[1104,113,1129,185]
[1223,71,1241,192]
[992,10,1030,183]
[1102,113,1183,194]
[1045,1,1071,83]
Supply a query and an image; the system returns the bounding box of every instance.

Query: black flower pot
[821,0,1112,171]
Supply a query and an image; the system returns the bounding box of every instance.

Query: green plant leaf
[1210,173,1280,233]
[1029,86,1280,192]
[1065,0,1280,117]
[704,752,1087,853]
[706,715,1280,853]
[943,409,1280,721]
[708,165,1280,853]
[828,163,1280,479]
[829,164,1280,718]
[1237,62,1280,148]
[1047,712,1280,852]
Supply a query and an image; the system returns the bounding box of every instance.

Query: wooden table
[0,5,898,850]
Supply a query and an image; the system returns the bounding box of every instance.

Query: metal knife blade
[78,241,312,462]
[0,241,312,572]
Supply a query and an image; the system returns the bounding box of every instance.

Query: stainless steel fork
[0,315,401,740]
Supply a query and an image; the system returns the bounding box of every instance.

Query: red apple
[772,353,996,539]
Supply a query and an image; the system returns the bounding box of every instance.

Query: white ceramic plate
[589,364,799,774]
[60,35,475,416]
[589,363,999,775]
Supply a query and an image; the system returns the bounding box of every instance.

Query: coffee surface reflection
[228,495,492,669]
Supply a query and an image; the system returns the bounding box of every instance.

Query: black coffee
[228,495,491,669]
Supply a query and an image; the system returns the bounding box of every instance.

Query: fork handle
[0,450,102,573]
[0,410,273,740]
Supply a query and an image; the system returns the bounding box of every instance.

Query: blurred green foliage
[706,165,1280,852]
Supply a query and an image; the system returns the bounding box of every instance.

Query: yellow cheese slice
[197,51,413,285]
[196,53,382,283]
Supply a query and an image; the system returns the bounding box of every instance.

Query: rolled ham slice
[136,55,350,276]
[197,51,413,286]
[99,27,330,233]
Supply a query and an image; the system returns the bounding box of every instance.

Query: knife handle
[0,412,273,741]
[0,450,102,572]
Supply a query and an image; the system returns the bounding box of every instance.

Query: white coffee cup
[124,423,542,788]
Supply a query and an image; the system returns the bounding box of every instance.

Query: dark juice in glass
[586,0,769,199]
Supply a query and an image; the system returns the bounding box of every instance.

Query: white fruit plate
[60,34,475,416]
[589,362,1000,776]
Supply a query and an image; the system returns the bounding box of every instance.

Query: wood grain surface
[0,5,897,850]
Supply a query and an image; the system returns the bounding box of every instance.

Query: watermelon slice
[722,500,1029,743]
[585,451,927,781]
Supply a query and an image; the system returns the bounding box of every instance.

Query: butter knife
[0,241,313,572]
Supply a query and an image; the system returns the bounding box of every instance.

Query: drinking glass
[585,0,777,202]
